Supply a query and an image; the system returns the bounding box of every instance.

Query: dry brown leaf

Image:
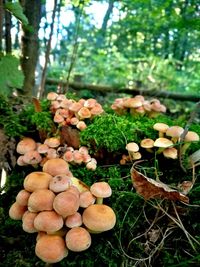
[60,125,80,149]
[130,163,189,203]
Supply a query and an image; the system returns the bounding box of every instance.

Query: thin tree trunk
[20,0,42,96]
[38,0,57,99]
[5,3,12,53]
[0,0,4,51]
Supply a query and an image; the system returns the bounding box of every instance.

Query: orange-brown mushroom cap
[65,227,91,252]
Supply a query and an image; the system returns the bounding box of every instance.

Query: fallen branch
[46,78,200,102]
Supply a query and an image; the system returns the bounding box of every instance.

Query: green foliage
[0,55,24,97]
[4,1,29,26]
[30,111,54,132]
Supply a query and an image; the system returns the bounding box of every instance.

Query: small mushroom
[28,189,55,212]
[22,211,38,233]
[49,174,72,193]
[125,142,139,159]
[16,189,31,206]
[166,126,184,143]
[153,123,169,137]
[79,190,96,208]
[53,191,79,218]
[35,234,68,263]
[65,212,83,228]
[16,137,37,154]
[163,147,178,159]
[23,172,52,192]
[90,182,112,204]
[9,201,27,220]
[65,227,91,252]
[180,131,200,155]
[140,138,154,153]
[43,158,69,176]
[82,204,116,233]
[154,137,173,154]
[34,211,64,233]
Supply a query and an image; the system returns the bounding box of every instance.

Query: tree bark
[38,0,57,99]
[5,3,12,53]
[20,0,42,96]
[46,78,200,102]
[0,0,4,52]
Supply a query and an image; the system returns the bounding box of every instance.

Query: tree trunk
[5,3,12,53]
[0,0,4,52]
[38,0,57,99]
[20,0,42,96]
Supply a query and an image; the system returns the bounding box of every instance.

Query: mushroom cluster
[47,92,104,130]
[9,163,116,264]
[111,95,166,117]
[120,123,199,162]
[16,136,97,170]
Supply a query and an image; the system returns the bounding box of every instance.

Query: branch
[46,79,200,102]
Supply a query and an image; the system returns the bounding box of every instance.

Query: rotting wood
[46,78,200,102]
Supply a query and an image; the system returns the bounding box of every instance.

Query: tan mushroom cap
[53,191,80,218]
[16,189,31,206]
[82,204,116,232]
[23,150,42,165]
[34,211,64,233]
[44,137,60,148]
[154,138,173,148]
[125,142,139,153]
[16,137,37,154]
[90,182,112,198]
[65,227,91,252]
[140,138,154,148]
[22,211,38,233]
[163,147,178,159]
[65,212,83,228]
[184,131,199,142]
[47,92,58,101]
[153,123,169,133]
[9,201,27,220]
[35,234,68,263]
[28,189,55,212]
[43,158,69,176]
[166,126,184,138]
[49,174,72,193]
[79,190,96,208]
[123,98,142,108]
[24,172,52,192]
[77,107,91,119]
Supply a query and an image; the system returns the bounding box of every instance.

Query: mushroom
[76,121,87,131]
[34,210,64,233]
[163,147,178,159]
[153,137,173,154]
[77,107,91,120]
[49,174,72,193]
[43,158,69,176]
[9,201,27,220]
[90,182,112,204]
[47,92,58,101]
[140,138,154,153]
[153,123,169,137]
[22,211,38,233]
[35,234,68,263]
[28,189,55,212]
[180,131,200,155]
[125,142,140,160]
[44,137,60,148]
[82,204,116,233]
[79,190,96,208]
[16,137,37,154]
[23,172,52,192]
[166,126,184,143]
[65,227,91,252]
[16,189,31,206]
[65,212,83,228]
[53,191,79,218]
[23,150,42,165]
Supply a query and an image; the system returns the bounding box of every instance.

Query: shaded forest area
[0,1,200,267]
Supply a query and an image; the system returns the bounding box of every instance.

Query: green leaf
[4,2,29,26]
[0,55,24,96]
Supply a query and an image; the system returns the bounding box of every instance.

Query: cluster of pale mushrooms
[120,123,199,164]
[47,92,104,131]
[16,136,97,171]
[111,95,166,117]
[9,158,116,263]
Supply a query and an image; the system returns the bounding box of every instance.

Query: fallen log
[46,78,200,102]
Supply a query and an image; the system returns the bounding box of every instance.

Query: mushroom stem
[96,197,103,204]
[158,132,164,138]
[156,147,165,154]
[180,143,191,155]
